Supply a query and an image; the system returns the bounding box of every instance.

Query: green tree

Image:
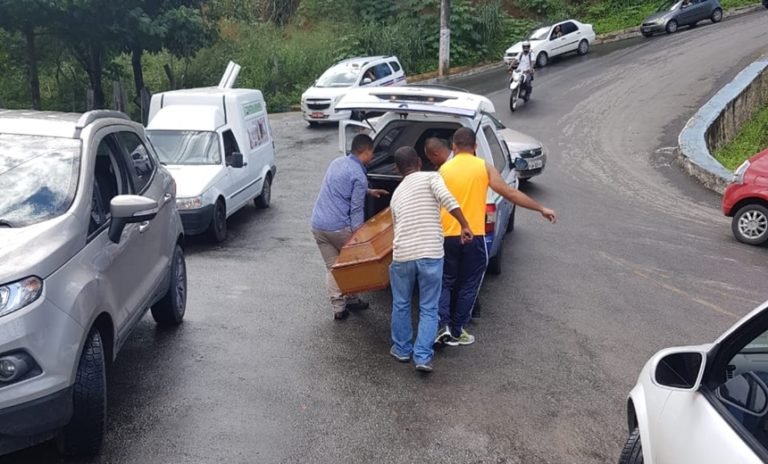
[0,0,53,109]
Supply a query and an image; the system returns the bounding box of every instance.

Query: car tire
[510,93,517,112]
[577,39,589,56]
[618,428,644,464]
[151,244,187,326]
[711,8,723,22]
[666,19,678,33]
[57,328,107,457]
[255,175,272,209]
[208,198,227,243]
[536,52,548,68]
[505,205,516,234]
[732,204,768,246]
[487,243,503,275]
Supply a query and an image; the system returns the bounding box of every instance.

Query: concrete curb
[677,56,768,194]
[593,3,764,45]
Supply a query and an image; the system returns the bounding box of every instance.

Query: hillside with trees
[0,0,757,117]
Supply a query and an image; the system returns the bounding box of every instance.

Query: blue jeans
[390,258,443,365]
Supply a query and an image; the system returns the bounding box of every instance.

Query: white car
[621,299,768,463]
[300,56,406,126]
[504,20,596,68]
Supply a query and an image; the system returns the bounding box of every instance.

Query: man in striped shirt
[388,147,473,372]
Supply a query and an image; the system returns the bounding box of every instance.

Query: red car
[722,148,768,246]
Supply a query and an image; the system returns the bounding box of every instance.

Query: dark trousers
[438,236,488,337]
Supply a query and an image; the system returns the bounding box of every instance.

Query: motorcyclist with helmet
[507,41,534,102]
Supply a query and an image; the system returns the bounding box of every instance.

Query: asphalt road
[7,9,768,464]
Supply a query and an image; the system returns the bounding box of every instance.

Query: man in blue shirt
[311,134,388,320]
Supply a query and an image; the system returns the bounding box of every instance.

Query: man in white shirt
[514,41,534,101]
[388,146,473,372]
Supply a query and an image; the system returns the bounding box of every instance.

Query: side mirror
[654,350,706,390]
[228,152,245,168]
[362,77,373,85]
[717,372,768,415]
[108,195,159,243]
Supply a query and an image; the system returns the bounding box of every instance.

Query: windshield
[529,26,550,41]
[147,130,221,165]
[0,134,81,227]
[656,0,681,12]
[315,65,360,88]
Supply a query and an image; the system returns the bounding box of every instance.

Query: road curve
[6,9,768,464]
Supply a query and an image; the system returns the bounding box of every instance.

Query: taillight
[485,204,496,235]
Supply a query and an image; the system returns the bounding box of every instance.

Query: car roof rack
[76,110,130,129]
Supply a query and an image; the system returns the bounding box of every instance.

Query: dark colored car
[722,148,768,246]
[641,0,723,36]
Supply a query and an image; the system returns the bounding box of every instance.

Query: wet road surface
[6,9,768,464]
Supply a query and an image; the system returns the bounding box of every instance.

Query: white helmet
[522,41,531,50]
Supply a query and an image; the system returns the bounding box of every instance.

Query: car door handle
[139,221,150,233]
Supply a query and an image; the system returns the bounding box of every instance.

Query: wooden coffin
[331,208,393,294]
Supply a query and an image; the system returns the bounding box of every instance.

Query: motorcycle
[508,67,532,112]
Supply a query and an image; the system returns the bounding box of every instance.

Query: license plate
[311,112,327,119]
[526,159,543,170]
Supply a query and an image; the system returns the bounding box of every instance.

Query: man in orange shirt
[427,128,557,346]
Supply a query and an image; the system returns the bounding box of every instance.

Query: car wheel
[208,199,227,243]
[57,328,107,457]
[711,8,723,22]
[732,204,768,246]
[618,428,644,464]
[487,243,503,275]
[151,244,187,326]
[536,52,548,68]
[505,205,516,235]
[577,39,589,56]
[666,19,678,33]
[255,175,272,209]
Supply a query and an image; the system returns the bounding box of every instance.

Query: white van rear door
[339,120,376,154]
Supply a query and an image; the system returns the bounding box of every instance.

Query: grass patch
[714,104,768,170]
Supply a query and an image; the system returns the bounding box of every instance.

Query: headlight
[733,160,751,184]
[176,196,203,210]
[0,277,43,318]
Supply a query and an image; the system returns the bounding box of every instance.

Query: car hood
[0,214,83,284]
[644,11,672,22]
[506,39,543,55]
[499,128,543,153]
[303,86,350,100]
[164,164,225,199]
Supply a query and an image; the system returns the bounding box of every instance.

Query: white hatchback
[621,299,768,463]
[504,20,596,68]
[300,56,406,126]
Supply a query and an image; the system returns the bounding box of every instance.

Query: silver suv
[0,110,187,456]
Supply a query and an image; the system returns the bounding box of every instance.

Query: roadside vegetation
[714,104,768,170]
[0,0,761,116]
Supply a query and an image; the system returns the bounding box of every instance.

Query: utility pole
[439,0,450,77]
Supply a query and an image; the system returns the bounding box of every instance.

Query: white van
[300,56,406,126]
[146,78,276,243]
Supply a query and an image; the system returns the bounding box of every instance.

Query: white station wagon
[504,20,596,68]
[621,299,768,463]
[300,56,406,126]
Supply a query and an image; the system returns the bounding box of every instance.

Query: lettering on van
[242,101,264,117]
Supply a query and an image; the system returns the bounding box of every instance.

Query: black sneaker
[415,362,433,373]
[345,300,369,311]
[434,326,452,346]
[389,346,411,363]
[333,309,350,321]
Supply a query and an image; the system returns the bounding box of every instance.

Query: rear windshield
[147,130,221,165]
[0,134,81,227]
